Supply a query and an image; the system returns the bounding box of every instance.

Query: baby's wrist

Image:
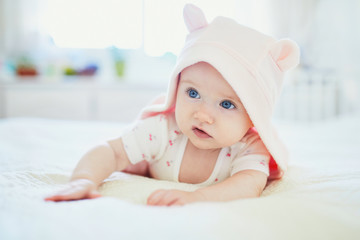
[69,178,97,189]
[70,171,96,183]
[194,189,209,202]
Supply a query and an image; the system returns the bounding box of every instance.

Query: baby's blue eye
[220,100,235,109]
[187,89,200,99]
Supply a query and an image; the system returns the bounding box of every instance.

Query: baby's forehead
[180,61,218,75]
[180,62,230,86]
[179,63,242,101]
[180,62,227,85]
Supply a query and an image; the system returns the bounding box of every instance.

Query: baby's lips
[192,126,212,138]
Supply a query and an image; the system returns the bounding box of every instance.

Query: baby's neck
[179,140,221,184]
[187,139,221,157]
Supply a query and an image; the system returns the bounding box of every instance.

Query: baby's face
[175,62,253,150]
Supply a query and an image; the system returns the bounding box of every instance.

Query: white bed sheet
[1,116,360,240]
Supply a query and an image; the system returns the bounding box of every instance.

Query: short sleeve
[121,114,169,165]
[230,131,271,176]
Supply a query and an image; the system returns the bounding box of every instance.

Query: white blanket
[1,116,360,240]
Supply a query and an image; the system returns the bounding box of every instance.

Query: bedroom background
[1,2,360,239]
[0,0,359,123]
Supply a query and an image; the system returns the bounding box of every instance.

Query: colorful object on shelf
[15,56,38,76]
[63,67,77,76]
[115,60,125,77]
[63,63,98,76]
[110,47,126,77]
[16,64,38,76]
[78,64,98,76]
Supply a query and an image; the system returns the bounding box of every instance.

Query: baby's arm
[196,169,268,200]
[147,169,267,206]
[45,138,131,201]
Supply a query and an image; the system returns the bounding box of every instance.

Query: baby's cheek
[222,121,247,144]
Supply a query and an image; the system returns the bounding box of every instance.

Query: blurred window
[39,0,238,56]
[143,0,237,56]
[39,0,143,49]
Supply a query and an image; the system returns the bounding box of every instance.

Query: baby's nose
[194,109,214,124]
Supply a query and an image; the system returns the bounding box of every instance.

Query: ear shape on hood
[183,4,208,33]
[270,39,300,72]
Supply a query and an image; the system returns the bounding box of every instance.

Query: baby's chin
[187,138,223,151]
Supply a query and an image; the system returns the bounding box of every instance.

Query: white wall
[1,0,359,121]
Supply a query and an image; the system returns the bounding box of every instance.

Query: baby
[45,4,299,206]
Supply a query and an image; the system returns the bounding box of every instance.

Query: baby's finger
[44,189,73,201]
[44,192,76,202]
[45,186,89,201]
[167,198,185,206]
[87,190,102,199]
[152,190,180,206]
[156,192,176,206]
[44,195,60,201]
[147,189,167,205]
[45,192,76,202]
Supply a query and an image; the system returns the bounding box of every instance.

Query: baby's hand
[147,189,206,206]
[45,179,101,202]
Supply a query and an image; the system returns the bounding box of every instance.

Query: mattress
[1,116,359,240]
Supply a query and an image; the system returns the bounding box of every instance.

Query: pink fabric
[183,4,208,32]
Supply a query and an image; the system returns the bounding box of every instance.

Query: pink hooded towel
[140,4,300,179]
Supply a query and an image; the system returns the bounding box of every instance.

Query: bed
[1,115,359,240]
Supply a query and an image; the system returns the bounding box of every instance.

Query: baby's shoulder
[240,128,262,144]
[161,112,182,139]
[141,112,180,137]
[230,128,268,156]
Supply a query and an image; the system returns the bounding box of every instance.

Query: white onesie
[121,113,270,187]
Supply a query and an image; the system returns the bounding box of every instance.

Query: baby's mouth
[192,126,212,138]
